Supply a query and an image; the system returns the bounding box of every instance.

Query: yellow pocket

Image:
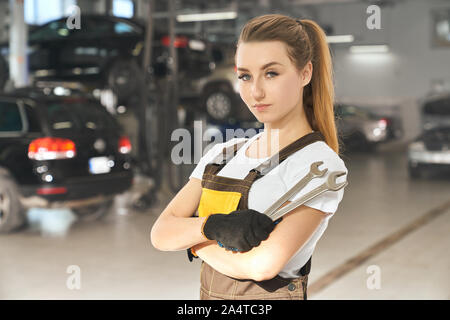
[197,188,242,218]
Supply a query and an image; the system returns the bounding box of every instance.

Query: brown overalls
[194,131,325,300]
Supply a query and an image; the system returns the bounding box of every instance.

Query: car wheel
[72,199,114,222]
[0,172,26,233]
[106,58,142,104]
[204,89,234,123]
[0,56,7,91]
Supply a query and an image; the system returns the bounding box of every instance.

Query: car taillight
[28,137,76,160]
[37,187,67,195]
[118,136,132,154]
[378,118,388,129]
[161,35,188,48]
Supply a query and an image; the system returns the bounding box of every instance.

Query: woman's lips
[254,104,271,111]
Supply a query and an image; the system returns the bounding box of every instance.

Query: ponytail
[301,19,339,154]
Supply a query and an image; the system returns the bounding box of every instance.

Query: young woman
[151,14,348,300]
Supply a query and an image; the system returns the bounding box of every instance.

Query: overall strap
[278,131,325,164]
[244,131,325,182]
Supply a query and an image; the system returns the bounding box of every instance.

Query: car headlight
[408,141,425,151]
[188,39,206,51]
[364,121,387,141]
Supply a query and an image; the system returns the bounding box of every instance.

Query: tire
[0,172,26,233]
[72,199,114,222]
[106,58,142,104]
[203,88,235,123]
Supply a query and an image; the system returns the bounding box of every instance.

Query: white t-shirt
[189,131,348,278]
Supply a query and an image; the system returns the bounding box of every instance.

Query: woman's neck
[260,105,313,155]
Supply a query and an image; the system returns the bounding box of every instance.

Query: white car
[408,126,450,178]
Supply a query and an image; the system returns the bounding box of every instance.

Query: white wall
[316,0,450,140]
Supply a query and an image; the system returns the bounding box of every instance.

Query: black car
[0,88,133,233]
[420,93,450,130]
[408,126,450,178]
[0,15,213,106]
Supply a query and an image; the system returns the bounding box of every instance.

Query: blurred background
[0,0,449,299]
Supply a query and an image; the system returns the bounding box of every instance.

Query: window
[29,19,71,41]
[70,19,113,39]
[0,101,23,132]
[423,97,450,116]
[45,103,78,132]
[113,0,134,19]
[114,21,140,35]
[44,101,119,133]
[25,0,76,26]
[336,105,359,117]
[74,103,119,131]
[336,105,377,120]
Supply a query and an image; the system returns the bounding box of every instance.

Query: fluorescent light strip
[326,35,354,43]
[176,11,237,22]
[350,45,389,53]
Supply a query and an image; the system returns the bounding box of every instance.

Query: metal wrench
[268,171,348,221]
[263,161,328,217]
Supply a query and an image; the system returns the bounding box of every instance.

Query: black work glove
[201,209,279,252]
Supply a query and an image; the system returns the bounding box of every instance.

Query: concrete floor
[1,145,449,299]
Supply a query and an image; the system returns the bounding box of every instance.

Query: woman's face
[235,41,311,125]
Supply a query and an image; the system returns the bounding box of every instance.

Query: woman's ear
[301,61,313,87]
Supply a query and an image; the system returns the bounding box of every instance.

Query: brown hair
[236,14,339,154]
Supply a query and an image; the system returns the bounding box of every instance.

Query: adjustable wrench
[263,161,328,217]
[268,171,348,221]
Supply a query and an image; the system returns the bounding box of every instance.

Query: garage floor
[1,145,449,300]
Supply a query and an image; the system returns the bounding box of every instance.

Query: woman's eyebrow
[237,61,283,72]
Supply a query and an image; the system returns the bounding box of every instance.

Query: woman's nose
[251,79,265,99]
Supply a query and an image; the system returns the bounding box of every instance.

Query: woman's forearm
[151,211,208,251]
[193,241,269,281]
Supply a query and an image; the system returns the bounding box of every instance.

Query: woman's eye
[238,74,250,81]
[238,71,278,81]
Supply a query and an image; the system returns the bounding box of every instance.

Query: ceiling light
[350,45,389,53]
[176,11,237,22]
[327,35,354,43]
